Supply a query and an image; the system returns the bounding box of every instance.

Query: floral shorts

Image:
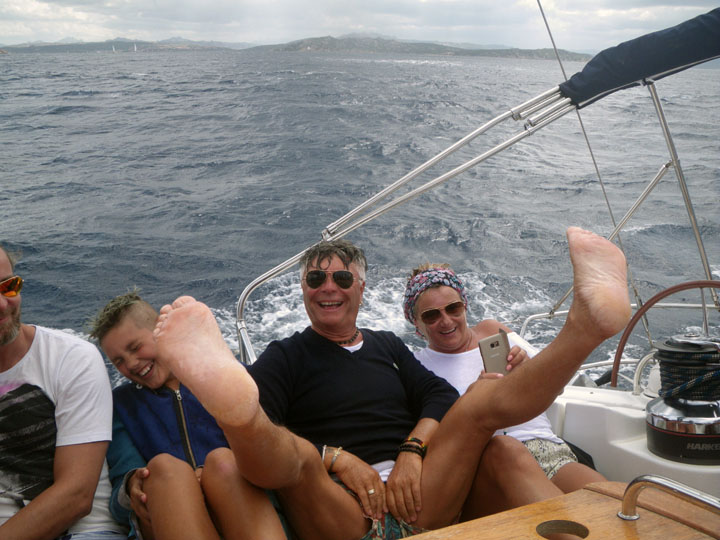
[522,438,578,479]
[333,476,427,540]
[359,514,427,540]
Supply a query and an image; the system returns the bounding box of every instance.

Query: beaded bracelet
[328,446,343,473]
[404,437,425,446]
[398,445,425,458]
[399,442,425,452]
[399,437,427,458]
[401,437,428,458]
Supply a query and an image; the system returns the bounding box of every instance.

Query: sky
[1,1,717,53]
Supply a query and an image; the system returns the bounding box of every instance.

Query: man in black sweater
[151,227,631,540]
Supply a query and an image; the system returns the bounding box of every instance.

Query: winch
[646,334,720,465]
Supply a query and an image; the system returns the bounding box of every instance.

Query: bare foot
[153,296,260,426]
[566,227,631,342]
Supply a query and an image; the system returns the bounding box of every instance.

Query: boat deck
[414,481,720,539]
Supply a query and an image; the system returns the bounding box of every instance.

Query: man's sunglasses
[0,276,24,298]
[305,270,358,290]
[419,300,465,325]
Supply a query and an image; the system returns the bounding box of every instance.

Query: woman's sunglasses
[305,270,357,290]
[0,276,24,298]
[419,300,465,324]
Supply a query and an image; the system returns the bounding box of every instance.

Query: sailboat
[234,7,720,538]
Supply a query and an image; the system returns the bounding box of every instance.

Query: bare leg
[152,227,630,535]
[201,447,287,540]
[564,227,631,339]
[460,436,564,521]
[143,454,220,540]
[153,299,370,540]
[220,423,371,540]
[271,437,372,540]
[551,462,605,493]
[415,227,630,529]
[153,296,260,427]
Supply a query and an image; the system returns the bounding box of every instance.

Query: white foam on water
[223,269,566,359]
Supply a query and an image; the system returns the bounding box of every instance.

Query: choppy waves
[1,49,718,367]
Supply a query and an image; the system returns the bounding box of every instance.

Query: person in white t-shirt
[0,245,126,540]
[403,262,605,495]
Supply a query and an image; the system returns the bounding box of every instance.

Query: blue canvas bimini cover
[560,8,720,109]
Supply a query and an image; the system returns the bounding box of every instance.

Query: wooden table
[414,482,720,539]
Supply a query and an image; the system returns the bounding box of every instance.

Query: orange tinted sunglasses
[0,276,24,298]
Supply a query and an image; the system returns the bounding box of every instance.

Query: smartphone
[478,329,510,373]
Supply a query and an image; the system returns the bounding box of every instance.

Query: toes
[172,295,197,308]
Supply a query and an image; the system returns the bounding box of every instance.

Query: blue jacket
[106,383,228,536]
[112,383,228,466]
[107,414,146,532]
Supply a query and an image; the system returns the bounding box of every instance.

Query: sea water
[1,49,718,383]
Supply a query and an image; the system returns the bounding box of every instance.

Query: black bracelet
[398,445,425,458]
[404,437,425,446]
[402,437,427,456]
[399,440,427,458]
[399,442,424,450]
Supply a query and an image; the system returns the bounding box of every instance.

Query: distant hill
[0,38,252,53]
[338,32,511,50]
[251,36,591,61]
[157,37,254,50]
[1,35,591,61]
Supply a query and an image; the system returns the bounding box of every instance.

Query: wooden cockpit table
[414,480,720,539]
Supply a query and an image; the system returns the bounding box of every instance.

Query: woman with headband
[403,263,605,494]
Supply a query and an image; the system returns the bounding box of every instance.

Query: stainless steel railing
[235,87,575,364]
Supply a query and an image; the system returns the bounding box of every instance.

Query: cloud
[1,0,717,51]
[538,2,718,51]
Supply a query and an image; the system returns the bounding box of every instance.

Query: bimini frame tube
[547,80,720,317]
[323,87,564,239]
[647,80,718,307]
[236,9,720,364]
[236,89,574,364]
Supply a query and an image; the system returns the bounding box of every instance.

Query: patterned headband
[403,268,467,325]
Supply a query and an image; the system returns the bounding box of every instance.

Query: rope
[659,365,720,400]
[535,0,649,333]
[655,339,720,400]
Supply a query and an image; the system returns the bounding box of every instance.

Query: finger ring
[367,488,375,495]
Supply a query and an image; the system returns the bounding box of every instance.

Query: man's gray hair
[299,239,368,281]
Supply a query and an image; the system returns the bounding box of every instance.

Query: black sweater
[248,327,459,465]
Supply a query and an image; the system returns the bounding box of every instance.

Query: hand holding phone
[478,328,511,373]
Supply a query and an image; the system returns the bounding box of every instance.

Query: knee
[143,454,195,496]
[481,436,537,475]
[456,380,501,433]
[294,437,324,485]
[202,447,269,499]
[203,447,239,479]
[147,453,192,479]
